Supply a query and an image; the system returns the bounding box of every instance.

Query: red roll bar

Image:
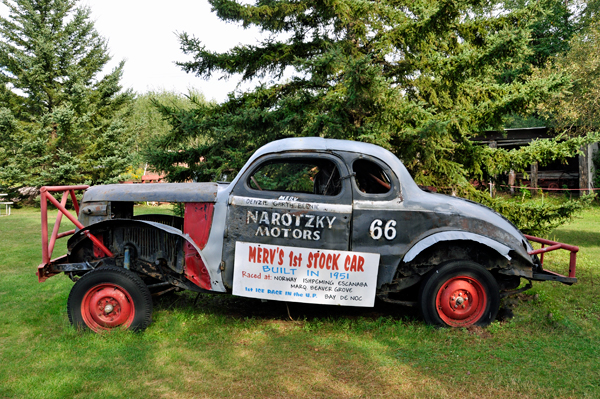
[524,234,578,280]
[38,185,113,282]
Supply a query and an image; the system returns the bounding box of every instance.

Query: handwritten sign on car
[233,242,380,306]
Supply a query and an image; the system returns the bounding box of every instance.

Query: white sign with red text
[233,242,380,307]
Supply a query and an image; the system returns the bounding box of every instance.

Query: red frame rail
[39,186,113,281]
[524,234,578,279]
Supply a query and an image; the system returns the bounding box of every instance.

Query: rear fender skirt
[403,231,513,264]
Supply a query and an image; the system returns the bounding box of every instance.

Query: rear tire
[67,266,153,332]
[419,261,499,327]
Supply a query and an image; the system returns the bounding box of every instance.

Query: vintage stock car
[37,137,579,332]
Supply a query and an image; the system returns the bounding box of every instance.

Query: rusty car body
[37,137,579,331]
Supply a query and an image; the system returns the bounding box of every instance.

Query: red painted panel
[183,203,215,290]
[184,241,212,290]
[184,203,214,249]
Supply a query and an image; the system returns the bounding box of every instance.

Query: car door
[221,152,353,288]
[342,153,405,288]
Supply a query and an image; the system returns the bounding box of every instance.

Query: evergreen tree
[130,90,207,152]
[497,0,579,84]
[533,18,600,134]
[146,0,597,234]
[0,0,134,188]
[494,0,581,127]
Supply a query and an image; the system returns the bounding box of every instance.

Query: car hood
[81,183,220,203]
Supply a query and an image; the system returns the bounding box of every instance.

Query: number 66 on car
[37,137,579,332]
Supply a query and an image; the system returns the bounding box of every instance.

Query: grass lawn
[1,204,599,398]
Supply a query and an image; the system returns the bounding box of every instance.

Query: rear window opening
[352,159,391,194]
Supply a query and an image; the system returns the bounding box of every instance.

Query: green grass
[1,205,599,398]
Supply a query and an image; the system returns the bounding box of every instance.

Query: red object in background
[141,173,166,183]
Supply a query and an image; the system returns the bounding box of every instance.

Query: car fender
[402,231,513,264]
[67,219,225,292]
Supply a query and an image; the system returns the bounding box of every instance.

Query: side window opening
[353,159,391,194]
[248,159,342,196]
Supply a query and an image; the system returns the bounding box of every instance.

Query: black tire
[67,266,153,332]
[419,261,500,327]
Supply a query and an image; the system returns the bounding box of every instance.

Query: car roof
[251,137,391,160]
[231,137,421,195]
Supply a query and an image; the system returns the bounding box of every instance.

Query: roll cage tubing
[38,186,113,282]
[525,235,578,279]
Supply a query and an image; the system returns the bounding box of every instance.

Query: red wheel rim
[81,283,135,332]
[435,276,487,327]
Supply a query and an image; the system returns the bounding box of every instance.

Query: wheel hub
[436,276,487,327]
[81,284,135,331]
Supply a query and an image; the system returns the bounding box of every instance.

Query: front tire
[419,261,499,327]
[67,266,153,332]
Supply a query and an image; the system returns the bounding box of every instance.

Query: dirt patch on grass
[466,325,492,338]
